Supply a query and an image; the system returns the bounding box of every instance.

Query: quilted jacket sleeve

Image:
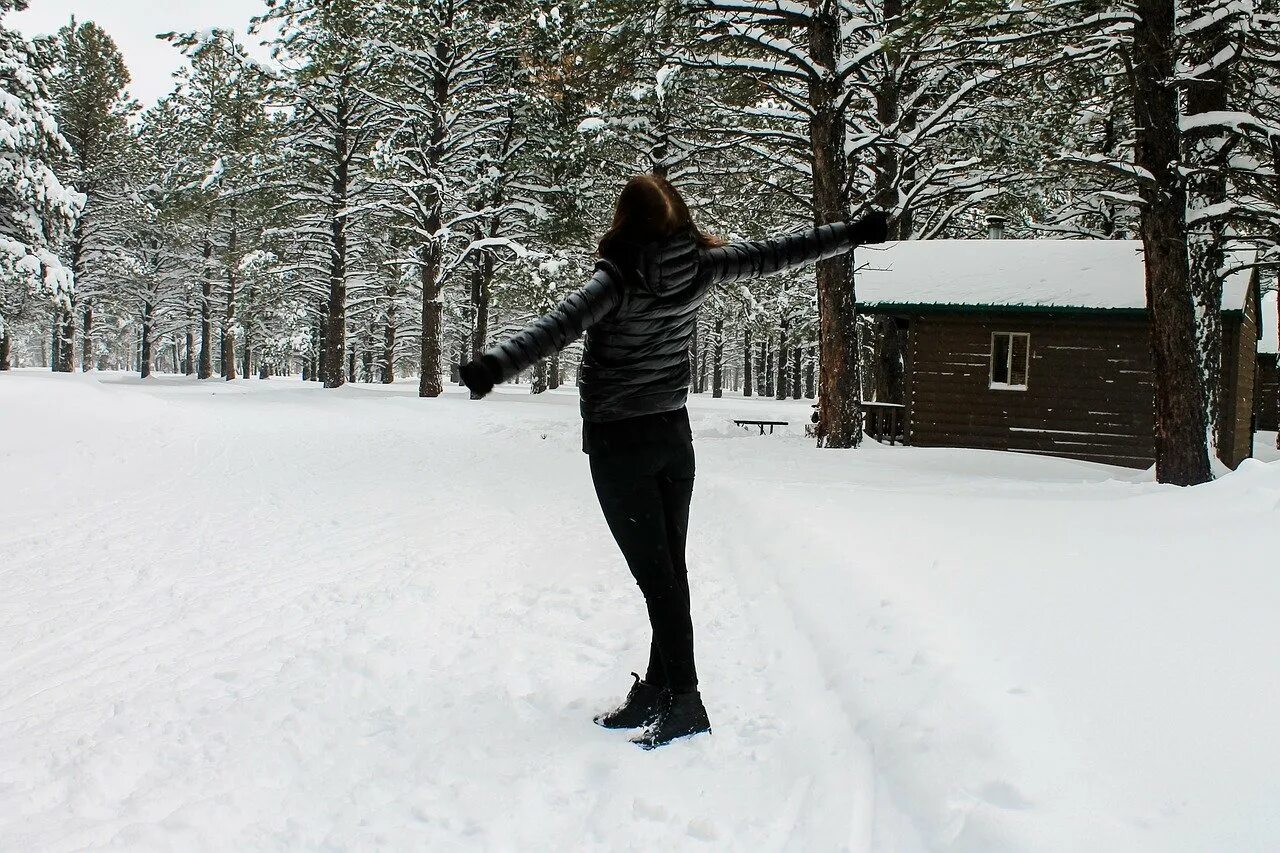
[481,262,624,385]
[701,220,863,286]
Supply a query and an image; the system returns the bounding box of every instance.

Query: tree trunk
[140,299,154,379]
[811,0,861,446]
[323,126,348,389]
[776,317,789,400]
[361,323,374,382]
[792,345,802,399]
[383,288,397,384]
[1183,0,1231,461]
[532,358,548,394]
[198,221,214,379]
[698,328,709,393]
[1132,0,1210,485]
[764,337,775,397]
[419,240,444,397]
[549,351,561,390]
[873,316,906,403]
[241,321,251,382]
[184,326,194,375]
[51,302,74,373]
[743,327,753,397]
[0,328,10,370]
[689,329,700,393]
[712,317,724,398]
[81,299,93,371]
[805,350,816,398]
[451,330,464,384]
[313,313,325,383]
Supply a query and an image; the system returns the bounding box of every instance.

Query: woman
[461,175,887,749]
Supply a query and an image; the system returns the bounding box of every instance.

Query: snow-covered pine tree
[254,0,387,389]
[48,19,136,373]
[164,28,275,381]
[360,0,526,398]
[0,1,83,371]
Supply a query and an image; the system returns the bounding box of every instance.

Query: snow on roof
[856,239,1254,313]
[1262,289,1278,355]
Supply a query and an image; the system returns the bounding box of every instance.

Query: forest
[2,0,1279,484]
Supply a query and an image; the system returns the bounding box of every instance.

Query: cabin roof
[856,239,1255,316]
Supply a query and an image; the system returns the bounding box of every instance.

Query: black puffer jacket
[463,216,885,421]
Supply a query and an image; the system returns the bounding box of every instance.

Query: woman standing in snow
[461,175,887,748]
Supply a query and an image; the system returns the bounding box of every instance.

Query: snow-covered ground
[3,370,1278,852]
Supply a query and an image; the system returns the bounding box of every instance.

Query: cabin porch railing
[862,401,907,445]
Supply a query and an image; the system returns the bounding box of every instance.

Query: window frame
[989,331,1031,391]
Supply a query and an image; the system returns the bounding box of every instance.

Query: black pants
[589,439,698,693]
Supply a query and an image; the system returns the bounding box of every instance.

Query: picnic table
[733,419,789,435]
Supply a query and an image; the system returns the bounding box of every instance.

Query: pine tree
[49,18,136,372]
[0,1,83,371]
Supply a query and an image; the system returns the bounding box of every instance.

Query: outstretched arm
[460,262,624,397]
[702,212,888,286]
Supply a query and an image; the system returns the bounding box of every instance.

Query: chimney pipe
[986,215,1007,240]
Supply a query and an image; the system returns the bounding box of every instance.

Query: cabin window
[990,332,1030,390]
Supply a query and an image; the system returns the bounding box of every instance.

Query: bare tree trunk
[811,0,860,446]
[805,349,816,398]
[743,326,753,397]
[184,326,194,375]
[0,328,10,370]
[712,317,724,398]
[549,351,561,390]
[1133,0,1211,485]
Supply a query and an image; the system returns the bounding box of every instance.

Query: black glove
[460,355,500,398]
[850,209,890,245]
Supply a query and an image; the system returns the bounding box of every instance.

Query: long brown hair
[598,174,724,260]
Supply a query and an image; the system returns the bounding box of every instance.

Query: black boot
[631,690,711,749]
[594,673,667,729]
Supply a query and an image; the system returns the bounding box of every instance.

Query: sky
[10,0,276,107]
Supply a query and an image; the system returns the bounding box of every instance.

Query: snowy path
[4,371,1279,851]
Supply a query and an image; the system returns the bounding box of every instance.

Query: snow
[1261,289,1277,355]
[3,371,1280,851]
[857,239,1256,312]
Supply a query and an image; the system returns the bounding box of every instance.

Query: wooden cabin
[856,240,1262,469]
[1258,290,1278,432]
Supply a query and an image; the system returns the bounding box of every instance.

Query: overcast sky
[11,0,275,107]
